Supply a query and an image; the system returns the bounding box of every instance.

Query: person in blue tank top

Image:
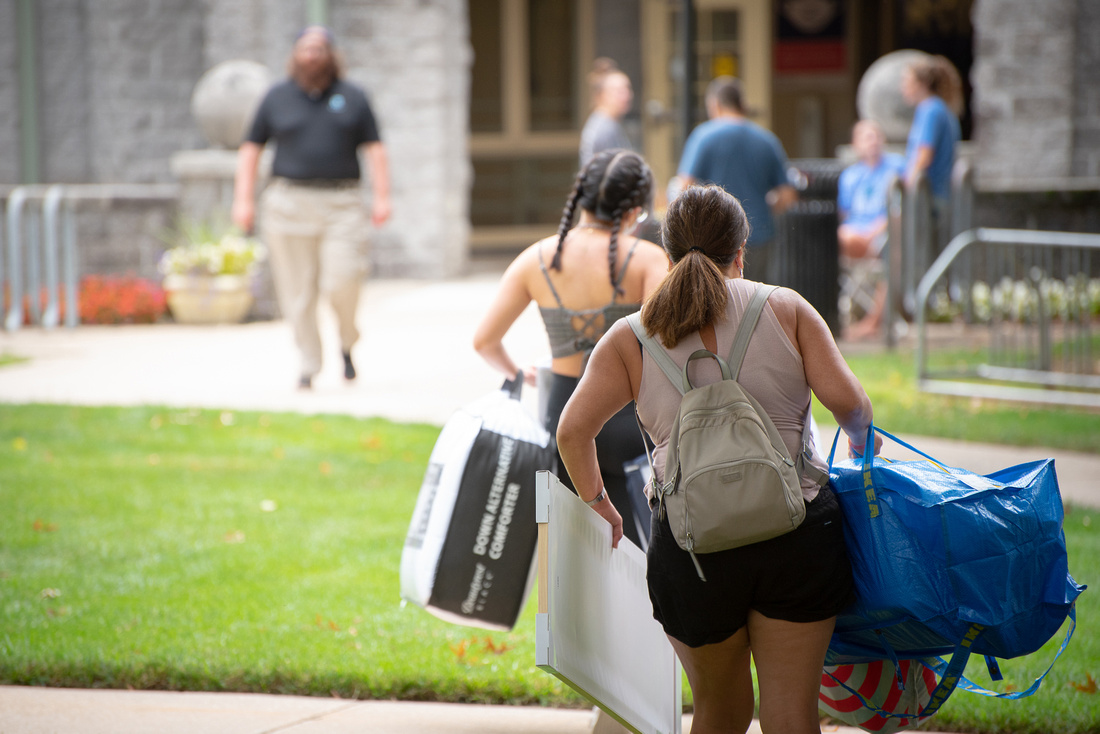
[676,76,796,284]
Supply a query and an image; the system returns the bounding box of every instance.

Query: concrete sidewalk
[0,685,894,734]
[0,269,1095,734]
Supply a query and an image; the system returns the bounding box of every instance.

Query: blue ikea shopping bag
[823,427,1084,722]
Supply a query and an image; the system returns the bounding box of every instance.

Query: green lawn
[1,363,1098,732]
[0,405,574,705]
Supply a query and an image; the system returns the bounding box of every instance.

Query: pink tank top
[636,279,827,502]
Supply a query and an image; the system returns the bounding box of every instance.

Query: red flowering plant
[78,274,167,324]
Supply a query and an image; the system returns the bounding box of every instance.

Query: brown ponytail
[641,185,749,347]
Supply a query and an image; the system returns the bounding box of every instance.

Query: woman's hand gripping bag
[400,376,556,630]
[826,427,1084,666]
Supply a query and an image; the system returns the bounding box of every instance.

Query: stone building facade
[970,0,1100,231]
[0,0,471,281]
[3,0,1100,296]
[972,0,1100,188]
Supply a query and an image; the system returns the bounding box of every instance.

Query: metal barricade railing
[879,164,975,348]
[915,227,1100,408]
[2,183,178,331]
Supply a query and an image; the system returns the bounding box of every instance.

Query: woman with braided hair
[473,149,668,547]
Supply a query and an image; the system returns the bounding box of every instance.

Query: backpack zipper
[684,532,707,581]
[681,456,791,487]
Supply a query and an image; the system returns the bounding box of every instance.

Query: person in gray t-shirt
[579,58,634,168]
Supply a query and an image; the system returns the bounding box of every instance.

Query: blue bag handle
[823,622,984,722]
[827,424,882,518]
[928,605,1078,700]
[828,424,951,472]
[828,424,961,519]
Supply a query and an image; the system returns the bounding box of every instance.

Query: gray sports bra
[537,239,641,359]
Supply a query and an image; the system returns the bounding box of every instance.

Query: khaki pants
[259,179,369,378]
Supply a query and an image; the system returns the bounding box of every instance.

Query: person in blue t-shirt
[838,120,905,339]
[676,76,796,284]
[902,55,962,206]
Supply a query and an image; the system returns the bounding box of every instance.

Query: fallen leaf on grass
[319,461,332,475]
[449,639,470,661]
[223,530,245,544]
[483,636,511,655]
[311,615,344,632]
[33,519,58,532]
[1070,673,1097,694]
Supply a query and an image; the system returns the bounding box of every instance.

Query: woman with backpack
[557,184,881,734]
[473,149,669,548]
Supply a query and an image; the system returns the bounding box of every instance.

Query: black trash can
[773,159,844,336]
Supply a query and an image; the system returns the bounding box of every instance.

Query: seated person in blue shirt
[838,120,904,261]
[837,120,904,339]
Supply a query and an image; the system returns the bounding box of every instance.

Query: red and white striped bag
[819,659,938,733]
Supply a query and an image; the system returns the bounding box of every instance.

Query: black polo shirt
[246,78,381,181]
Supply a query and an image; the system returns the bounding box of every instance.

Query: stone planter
[163,274,253,324]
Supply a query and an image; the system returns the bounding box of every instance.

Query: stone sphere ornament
[856,49,930,144]
[191,60,273,149]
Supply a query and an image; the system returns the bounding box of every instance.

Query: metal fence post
[63,196,78,328]
[42,185,64,328]
[5,186,28,331]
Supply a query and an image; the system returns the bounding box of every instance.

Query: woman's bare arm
[472,249,538,385]
[556,324,639,547]
[791,294,878,455]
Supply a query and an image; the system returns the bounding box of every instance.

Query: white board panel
[535,471,681,734]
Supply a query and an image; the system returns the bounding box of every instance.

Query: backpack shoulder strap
[726,284,778,381]
[724,285,829,488]
[625,312,686,396]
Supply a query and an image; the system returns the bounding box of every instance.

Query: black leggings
[543,373,648,547]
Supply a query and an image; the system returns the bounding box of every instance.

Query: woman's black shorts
[646,484,856,648]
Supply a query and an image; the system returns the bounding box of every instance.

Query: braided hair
[551,149,653,294]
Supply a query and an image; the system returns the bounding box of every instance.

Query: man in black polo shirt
[233,26,391,390]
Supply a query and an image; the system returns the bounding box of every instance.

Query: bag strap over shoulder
[726,284,778,380]
[625,312,687,396]
[729,285,827,488]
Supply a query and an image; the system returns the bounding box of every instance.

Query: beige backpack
[626,285,827,580]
